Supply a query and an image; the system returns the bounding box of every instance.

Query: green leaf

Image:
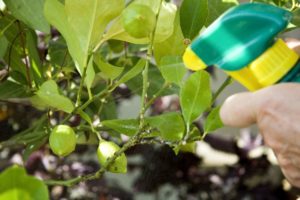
[0,165,49,200]
[180,70,212,125]
[204,106,223,133]
[0,15,20,44]
[26,30,44,86]
[154,2,177,43]
[147,112,185,141]
[116,59,146,85]
[45,0,123,75]
[102,112,185,141]
[44,0,84,73]
[3,0,50,33]
[85,55,95,89]
[78,109,93,125]
[48,37,74,68]
[23,136,48,161]
[0,16,29,79]
[292,8,300,27]
[252,0,276,5]
[154,12,185,65]
[94,53,124,80]
[99,96,118,120]
[0,80,29,99]
[206,0,238,26]
[126,62,179,97]
[102,119,139,136]
[33,80,74,113]
[159,56,187,86]
[180,0,208,39]
[0,36,8,58]
[64,0,124,67]
[107,40,124,53]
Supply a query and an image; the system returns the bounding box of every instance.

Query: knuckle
[257,98,279,121]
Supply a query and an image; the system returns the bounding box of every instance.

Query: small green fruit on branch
[122,4,156,38]
[49,125,76,157]
[97,140,127,173]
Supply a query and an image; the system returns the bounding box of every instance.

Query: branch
[138,0,163,129]
[45,129,146,187]
[75,55,92,107]
[145,82,171,110]
[211,76,232,105]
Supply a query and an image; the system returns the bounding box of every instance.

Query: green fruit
[49,125,76,157]
[122,4,156,38]
[97,140,127,173]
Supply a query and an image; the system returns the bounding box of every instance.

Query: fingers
[220,92,257,127]
[220,83,300,127]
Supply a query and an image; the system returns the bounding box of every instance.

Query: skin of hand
[220,39,300,188]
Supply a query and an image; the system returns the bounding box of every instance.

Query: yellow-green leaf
[0,165,49,200]
[180,71,212,124]
[33,80,74,113]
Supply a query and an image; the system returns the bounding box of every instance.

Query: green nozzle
[186,3,292,71]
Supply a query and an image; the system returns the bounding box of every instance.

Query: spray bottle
[183,3,300,91]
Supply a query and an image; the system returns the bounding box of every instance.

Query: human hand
[220,39,300,188]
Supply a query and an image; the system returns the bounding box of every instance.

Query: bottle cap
[249,39,299,87]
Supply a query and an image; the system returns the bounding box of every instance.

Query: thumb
[220,92,258,127]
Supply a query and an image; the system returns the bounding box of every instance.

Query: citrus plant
[0,0,299,198]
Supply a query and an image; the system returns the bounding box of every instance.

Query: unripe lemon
[122,4,156,38]
[97,140,127,173]
[49,125,76,157]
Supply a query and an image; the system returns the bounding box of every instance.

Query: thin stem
[211,76,232,105]
[76,55,92,107]
[145,82,171,110]
[61,88,109,124]
[17,21,32,88]
[138,0,163,129]
[0,19,16,37]
[139,52,150,128]
[93,29,124,53]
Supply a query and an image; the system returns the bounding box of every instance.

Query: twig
[138,0,163,129]
[145,82,171,110]
[76,55,92,107]
[0,19,16,37]
[61,88,109,124]
[211,76,232,105]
